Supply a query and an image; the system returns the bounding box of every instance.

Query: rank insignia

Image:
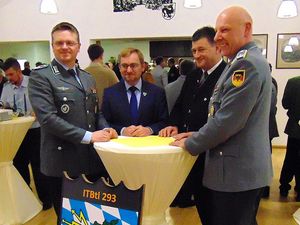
[209,105,214,117]
[61,104,70,114]
[232,70,245,87]
[91,88,97,94]
[143,92,147,97]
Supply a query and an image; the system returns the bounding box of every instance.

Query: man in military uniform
[171,6,272,225]
[28,22,117,224]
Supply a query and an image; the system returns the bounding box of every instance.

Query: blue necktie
[129,86,138,124]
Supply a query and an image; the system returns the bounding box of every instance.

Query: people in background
[160,26,226,225]
[279,75,300,201]
[85,44,119,107]
[28,22,117,224]
[22,61,31,76]
[167,57,180,83]
[101,47,168,136]
[0,68,7,98]
[170,6,273,225]
[1,57,52,210]
[164,59,195,113]
[142,61,155,84]
[35,61,44,67]
[152,56,168,88]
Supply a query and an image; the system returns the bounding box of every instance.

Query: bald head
[215,6,253,59]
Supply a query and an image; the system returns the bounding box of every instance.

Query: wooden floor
[25,148,300,225]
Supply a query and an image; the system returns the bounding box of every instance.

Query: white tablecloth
[0,117,42,225]
[94,136,197,225]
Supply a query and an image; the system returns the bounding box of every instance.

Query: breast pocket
[54,92,76,115]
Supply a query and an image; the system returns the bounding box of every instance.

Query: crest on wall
[162,3,176,20]
[113,0,176,20]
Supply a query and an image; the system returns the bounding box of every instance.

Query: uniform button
[63,97,67,101]
[298,120,300,126]
[197,80,200,83]
[183,124,187,128]
[57,146,62,150]
[87,110,89,114]
[86,96,88,100]
[88,124,91,128]
[204,98,207,101]
[188,109,191,113]
[220,151,223,156]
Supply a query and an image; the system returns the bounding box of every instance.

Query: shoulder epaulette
[236,49,248,60]
[33,64,49,70]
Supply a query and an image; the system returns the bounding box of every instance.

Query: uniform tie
[68,69,82,87]
[129,86,138,124]
[200,71,208,85]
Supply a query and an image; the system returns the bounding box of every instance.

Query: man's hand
[170,137,187,149]
[158,126,178,137]
[173,132,194,141]
[91,130,114,143]
[104,128,118,139]
[123,125,152,137]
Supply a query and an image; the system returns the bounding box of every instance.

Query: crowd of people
[0,5,299,225]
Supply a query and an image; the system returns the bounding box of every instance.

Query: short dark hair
[179,59,195,76]
[3,57,21,71]
[192,26,216,45]
[87,44,104,61]
[155,56,164,65]
[51,22,80,43]
[168,57,175,65]
[24,61,30,67]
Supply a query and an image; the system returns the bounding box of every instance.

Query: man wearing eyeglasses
[101,47,168,136]
[28,22,117,224]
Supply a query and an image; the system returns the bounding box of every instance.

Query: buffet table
[0,117,42,225]
[94,136,197,225]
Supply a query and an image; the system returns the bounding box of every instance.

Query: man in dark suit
[102,47,168,136]
[279,76,300,200]
[159,26,226,225]
[28,22,117,224]
[167,57,180,83]
[171,6,273,225]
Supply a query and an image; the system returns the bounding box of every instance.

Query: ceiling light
[277,0,298,18]
[40,0,58,14]
[184,0,202,9]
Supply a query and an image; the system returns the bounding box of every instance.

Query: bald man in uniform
[171,6,272,225]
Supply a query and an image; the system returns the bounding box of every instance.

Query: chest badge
[232,70,246,87]
[61,104,70,114]
[209,105,214,117]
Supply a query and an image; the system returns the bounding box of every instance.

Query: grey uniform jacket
[28,59,108,177]
[185,42,273,192]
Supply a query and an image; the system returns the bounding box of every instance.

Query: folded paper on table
[111,136,174,147]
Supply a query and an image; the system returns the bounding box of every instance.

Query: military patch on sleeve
[232,70,245,87]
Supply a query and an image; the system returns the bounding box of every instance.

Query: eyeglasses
[120,63,141,70]
[53,41,79,48]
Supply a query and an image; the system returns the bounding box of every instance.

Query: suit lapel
[138,81,149,121]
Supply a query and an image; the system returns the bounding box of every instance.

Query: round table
[0,117,42,225]
[94,136,197,225]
